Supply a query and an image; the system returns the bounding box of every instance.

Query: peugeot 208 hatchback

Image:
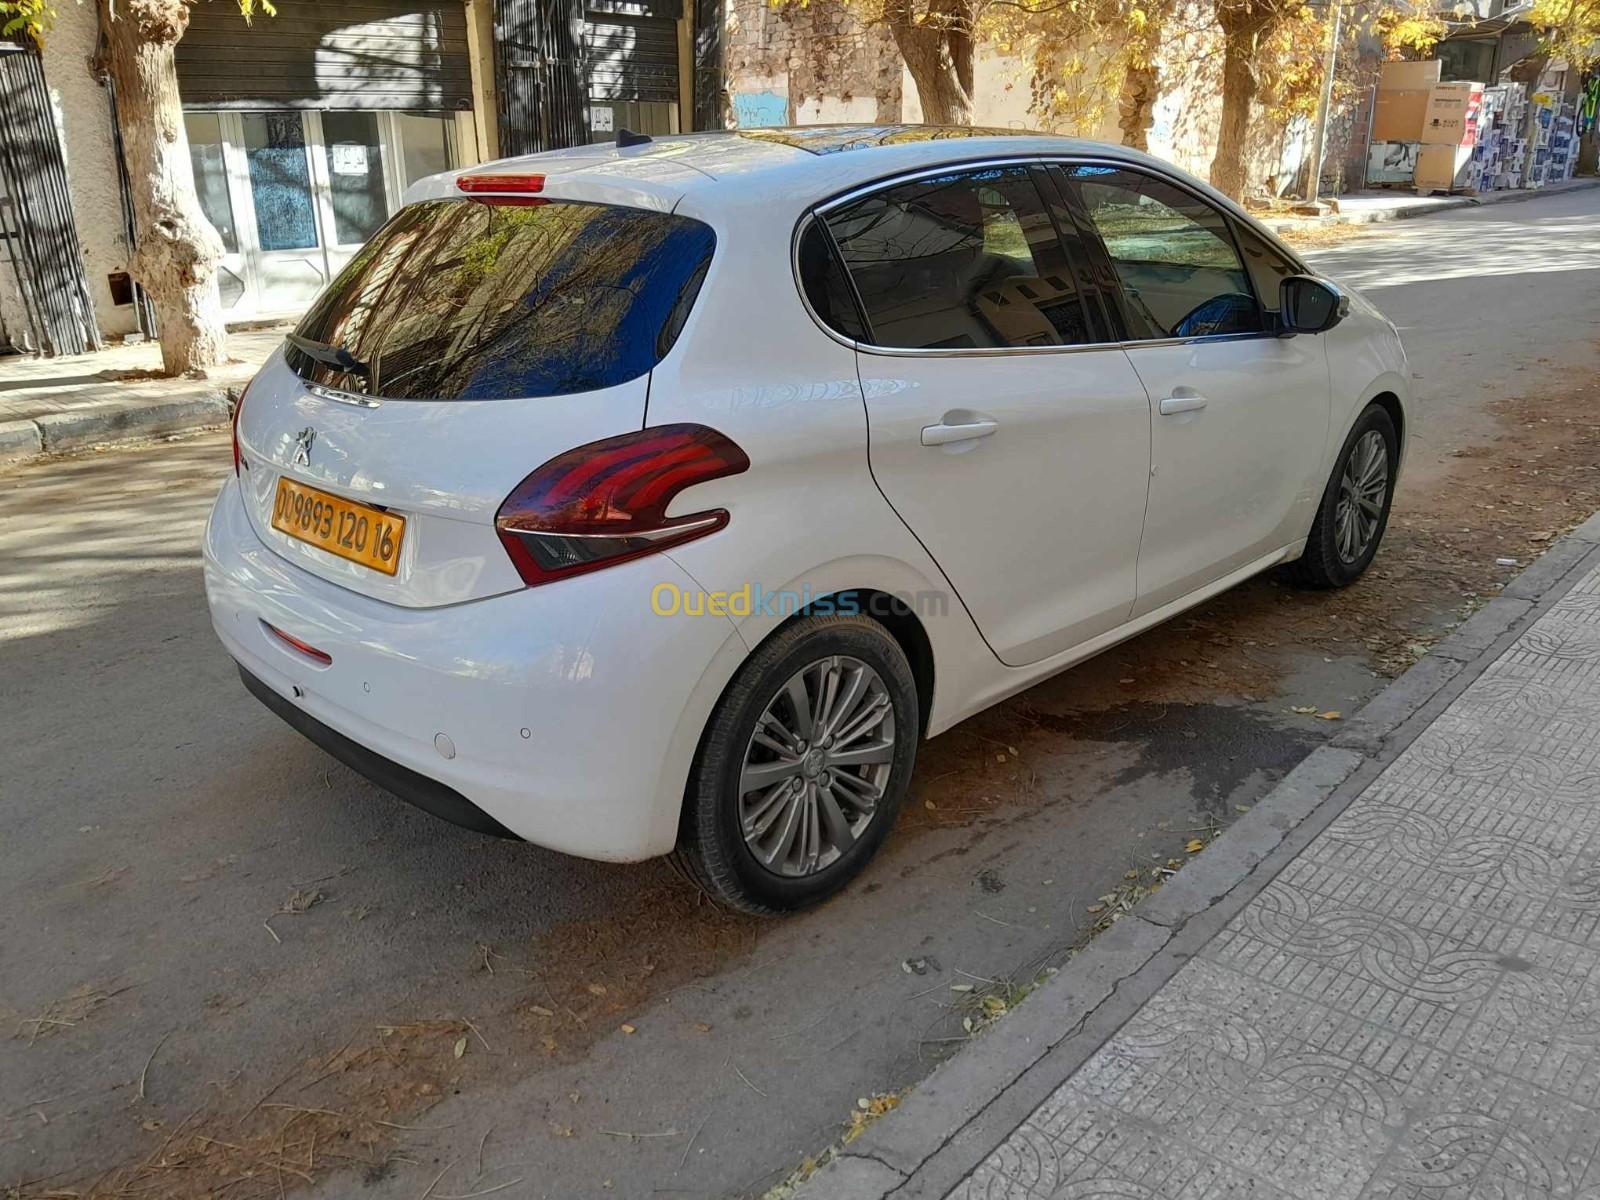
[204,125,1409,913]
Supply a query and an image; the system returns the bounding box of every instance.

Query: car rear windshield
[285,198,716,401]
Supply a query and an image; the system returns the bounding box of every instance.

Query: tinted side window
[1232,221,1300,316]
[1065,166,1261,341]
[825,166,1097,350]
[797,219,868,341]
[288,198,715,400]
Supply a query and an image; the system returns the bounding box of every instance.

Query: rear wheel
[673,615,918,914]
[1293,404,1398,588]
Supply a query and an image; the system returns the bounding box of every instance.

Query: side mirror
[1278,275,1349,335]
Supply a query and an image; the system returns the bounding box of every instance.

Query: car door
[1053,162,1331,617]
[810,162,1153,668]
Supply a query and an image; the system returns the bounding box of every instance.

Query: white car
[204,125,1408,913]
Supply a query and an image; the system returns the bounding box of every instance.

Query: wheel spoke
[784,674,814,743]
[828,738,894,768]
[762,790,805,868]
[815,786,857,853]
[833,695,891,749]
[741,757,803,795]
[818,664,869,741]
[743,781,794,839]
[830,767,883,811]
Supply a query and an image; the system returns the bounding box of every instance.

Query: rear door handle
[1158,393,1209,416]
[921,418,998,446]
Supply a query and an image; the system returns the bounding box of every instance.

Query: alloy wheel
[1334,429,1388,565]
[738,655,896,877]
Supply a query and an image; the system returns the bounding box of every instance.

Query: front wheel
[1293,403,1399,588]
[672,615,919,914]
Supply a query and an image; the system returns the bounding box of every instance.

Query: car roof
[405,124,1287,260]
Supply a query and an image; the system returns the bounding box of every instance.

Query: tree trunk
[888,0,975,124]
[1209,10,1264,200]
[1116,27,1160,150]
[99,0,228,376]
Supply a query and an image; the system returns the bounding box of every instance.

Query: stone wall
[725,0,902,127]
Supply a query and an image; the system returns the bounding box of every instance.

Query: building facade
[0,0,723,355]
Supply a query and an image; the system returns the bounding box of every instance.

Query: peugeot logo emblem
[292,427,316,467]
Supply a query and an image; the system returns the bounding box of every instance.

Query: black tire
[671,614,919,915]
[1292,403,1399,588]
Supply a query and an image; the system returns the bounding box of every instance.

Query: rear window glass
[286,198,716,401]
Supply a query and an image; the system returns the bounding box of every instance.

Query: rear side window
[823,165,1097,350]
[286,198,716,400]
[1064,165,1261,340]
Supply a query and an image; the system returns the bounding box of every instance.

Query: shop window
[321,112,389,245]
[396,114,455,190]
[184,112,238,254]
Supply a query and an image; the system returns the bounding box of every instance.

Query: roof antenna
[616,127,652,148]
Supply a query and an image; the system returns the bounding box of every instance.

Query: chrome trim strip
[305,381,382,409]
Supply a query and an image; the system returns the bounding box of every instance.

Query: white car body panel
[204,126,1412,864]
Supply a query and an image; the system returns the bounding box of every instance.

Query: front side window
[1064,165,1261,340]
[287,198,716,400]
[823,165,1096,350]
[1232,222,1301,317]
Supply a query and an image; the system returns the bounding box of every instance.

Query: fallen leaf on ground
[1185,839,1205,853]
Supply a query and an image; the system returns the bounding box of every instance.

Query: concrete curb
[0,389,235,468]
[1264,176,1600,235]
[795,508,1600,1200]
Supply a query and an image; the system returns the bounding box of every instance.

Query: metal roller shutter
[584,9,679,104]
[176,1,471,111]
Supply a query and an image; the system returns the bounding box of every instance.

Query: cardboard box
[1422,82,1484,145]
[1379,60,1442,90]
[1374,89,1430,141]
[1367,140,1420,184]
[1415,143,1474,191]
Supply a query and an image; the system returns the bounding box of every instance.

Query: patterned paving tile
[945,563,1600,1200]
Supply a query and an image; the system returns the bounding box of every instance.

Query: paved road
[2,186,1598,1200]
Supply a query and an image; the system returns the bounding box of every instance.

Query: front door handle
[921,418,999,446]
[1158,393,1209,416]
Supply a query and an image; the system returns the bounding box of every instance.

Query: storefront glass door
[184,109,457,322]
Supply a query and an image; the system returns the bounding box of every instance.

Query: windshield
[286,198,716,401]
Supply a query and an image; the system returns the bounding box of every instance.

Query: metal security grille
[0,43,100,357]
[692,0,722,130]
[495,0,589,155]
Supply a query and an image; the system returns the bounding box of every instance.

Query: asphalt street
[2,185,1598,1200]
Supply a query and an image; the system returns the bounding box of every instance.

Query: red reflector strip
[455,173,545,194]
[263,622,332,666]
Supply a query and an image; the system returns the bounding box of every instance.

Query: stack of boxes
[1528,91,1580,186]
[1473,84,1528,191]
[1365,60,1486,193]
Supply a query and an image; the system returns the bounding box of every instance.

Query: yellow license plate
[271,477,406,576]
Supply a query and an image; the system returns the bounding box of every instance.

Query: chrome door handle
[1158,393,1209,416]
[921,418,998,446]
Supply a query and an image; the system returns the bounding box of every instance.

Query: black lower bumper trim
[238,664,519,839]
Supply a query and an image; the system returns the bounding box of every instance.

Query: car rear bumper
[203,477,745,862]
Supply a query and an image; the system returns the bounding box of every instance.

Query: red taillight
[494,424,750,587]
[456,173,545,195]
[262,622,332,666]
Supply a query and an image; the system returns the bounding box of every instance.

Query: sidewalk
[0,326,284,465]
[1264,175,1600,236]
[803,515,1600,1199]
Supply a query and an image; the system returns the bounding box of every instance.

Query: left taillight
[494,424,750,587]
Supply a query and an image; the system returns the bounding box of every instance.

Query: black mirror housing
[1279,275,1349,336]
